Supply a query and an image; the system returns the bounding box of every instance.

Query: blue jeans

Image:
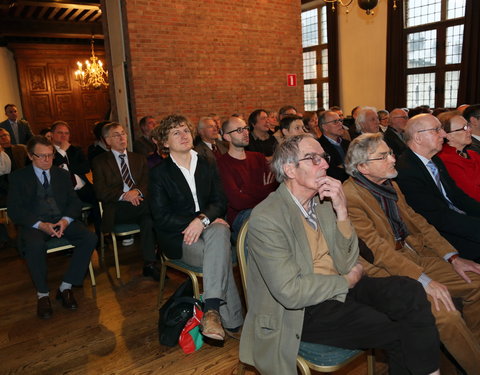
[231,208,252,245]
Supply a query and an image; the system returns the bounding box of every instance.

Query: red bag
[179,304,204,354]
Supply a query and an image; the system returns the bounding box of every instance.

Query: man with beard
[217,116,277,242]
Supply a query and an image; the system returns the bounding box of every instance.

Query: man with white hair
[396,114,480,262]
[344,132,480,374]
[194,116,228,165]
[355,107,380,135]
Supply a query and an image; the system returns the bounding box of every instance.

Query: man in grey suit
[239,134,440,375]
[193,116,228,165]
[464,104,480,155]
[0,104,34,145]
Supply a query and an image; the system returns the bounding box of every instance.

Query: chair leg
[111,233,121,279]
[88,261,96,287]
[367,349,375,375]
[237,362,247,375]
[296,356,311,375]
[100,232,105,261]
[158,262,168,308]
[189,272,201,300]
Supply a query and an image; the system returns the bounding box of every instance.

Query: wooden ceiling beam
[37,6,50,18]
[47,6,61,19]
[0,18,103,38]
[78,9,94,21]
[10,1,100,11]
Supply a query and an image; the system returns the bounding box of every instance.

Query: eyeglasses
[366,149,394,162]
[33,153,55,160]
[225,126,249,134]
[417,127,443,134]
[392,115,409,120]
[298,152,331,165]
[108,131,127,139]
[447,124,471,133]
[322,119,343,125]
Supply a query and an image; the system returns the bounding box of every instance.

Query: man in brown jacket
[343,132,480,374]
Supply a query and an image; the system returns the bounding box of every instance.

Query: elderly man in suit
[239,134,440,375]
[0,104,34,145]
[383,108,408,157]
[317,110,350,182]
[343,132,480,373]
[92,122,159,280]
[150,114,243,342]
[193,116,228,164]
[133,116,157,156]
[396,114,480,262]
[8,136,96,319]
[464,104,480,155]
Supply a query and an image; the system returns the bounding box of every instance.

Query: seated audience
[432,108,448,117]
[266,110,279,133]
[330,106,351,141]
[377,109,389,132]
[274,115,306,144]
[343,105,361,140]
[278,105,297,120]
[437,112,480,201]
[87,120,110,165]
[51,121,101,239]
[92,122,159,280]
[193,116,228,164]
[303,111,321,139]
[207,112,222,134]
[39,128,52,142]
[408,106,431,118]
[149,115,243,342]
[383,108,408,157]
[133,116,157,156]
[246,109,278,159]
[317,110,350,182]
[0,104,34,145]
[457,104,470,114]
[217,116,277,242]
[396,114,480,262]
[240,134,440,375]
[463,104,480,154]
[344,133,480,373]
[355,107,380,135]
[8,136,96,319]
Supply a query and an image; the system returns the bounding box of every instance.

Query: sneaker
[200,310,225,341]
[122,237,134,246]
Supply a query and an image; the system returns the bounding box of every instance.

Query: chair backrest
[235,219,249,310]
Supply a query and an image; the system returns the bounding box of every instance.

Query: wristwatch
[197,214,210,228]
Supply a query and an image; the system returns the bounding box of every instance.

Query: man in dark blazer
[133,115,157,156]
[317,110,350,182]
[383,108,408,158]
[193,116,228,165]
[92,122,158,280]
[464,104,480,155]
[396,114,480,262]
[8,136,96,319]
[1,104,34,145]
[150,114,243,342]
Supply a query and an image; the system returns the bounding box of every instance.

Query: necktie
[211,143,218,154]
[11,122,19,144]
[119,154,135,189]
[42,170,49,189]
[426,161,465,214]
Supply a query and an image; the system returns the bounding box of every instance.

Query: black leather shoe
[143,263,160,281]
[56,289,78,310]
[37,296,53,319]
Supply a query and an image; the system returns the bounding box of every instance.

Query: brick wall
[124,0,304,126]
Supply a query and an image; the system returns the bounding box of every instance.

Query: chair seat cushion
[168,259,203,274]
[113,223,140,234]
[298,341,361,367]
[46,237,72,249]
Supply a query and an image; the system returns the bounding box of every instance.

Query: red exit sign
[287,74,297,87]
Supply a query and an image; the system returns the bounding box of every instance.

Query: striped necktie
[426,160,465,214]
[119,154,135,189]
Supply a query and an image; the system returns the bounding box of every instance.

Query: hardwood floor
[0,236,388,375]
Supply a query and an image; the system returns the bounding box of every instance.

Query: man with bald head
[217,117,277,241]
[396,114,480,261]
[355,107,380,135]
[383,108,409,157]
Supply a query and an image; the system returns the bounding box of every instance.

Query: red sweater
[437,143,480,201]
[216,151,278,224]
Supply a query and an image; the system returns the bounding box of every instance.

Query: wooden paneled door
[10,43,110,151]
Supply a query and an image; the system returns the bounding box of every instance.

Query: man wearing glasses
[240,133,441,375]
[344,132,480,374]
[383,108,409,158]
[92,122,159,280]
[318,110,350,182]
[7,136,97,319]
[463,104,480,155]
[217,116,277,242]
[396,114,480,262]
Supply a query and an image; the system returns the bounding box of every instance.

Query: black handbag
[158,279,203,347]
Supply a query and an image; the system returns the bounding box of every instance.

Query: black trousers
[20,221,97,293]
[113,200,156,263]
[302,276,440,375]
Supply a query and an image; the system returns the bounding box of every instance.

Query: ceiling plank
[0,18,103,38]
[37,6,50,19]
[58,7,74,20]
[47,6,62,19]
[11,1,100,11]
[25,5,37,18]
[78,9,94,21]
[67,8,82,20]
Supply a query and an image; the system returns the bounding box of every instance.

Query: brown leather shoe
[37,296,53,319]
[56,289,78,310]
[200,310,225,341]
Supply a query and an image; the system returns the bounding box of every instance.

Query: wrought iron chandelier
[74,36,109,89]
[324,0,397,15]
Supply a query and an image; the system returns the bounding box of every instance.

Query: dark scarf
[353,171,409,241]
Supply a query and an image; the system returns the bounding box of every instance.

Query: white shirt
[0,151,11,175]
[170,150,200,212]
[54,145,85,191]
